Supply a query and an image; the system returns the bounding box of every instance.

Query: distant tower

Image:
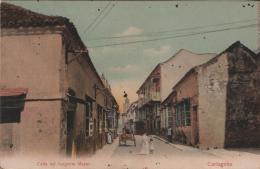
[123,91,130,114]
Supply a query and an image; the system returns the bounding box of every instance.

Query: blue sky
[9,1,259,109]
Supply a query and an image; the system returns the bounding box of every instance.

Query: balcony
[137,76,160,108]
[138,91,160,108]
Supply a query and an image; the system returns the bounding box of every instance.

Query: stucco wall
[63,49,107,154]
[0,32,63,155]
[198,53,229,149]
[174,71,198,102]
[160,49,214,101]
[0,33,62,96]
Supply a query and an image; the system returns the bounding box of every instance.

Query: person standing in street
[107,130,112,144]
[167,127,172,143]
[149,137,154,154]
[139,133,149,155]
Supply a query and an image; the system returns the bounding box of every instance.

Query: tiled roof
[1,2,85,49]
[0,3,118,106]
[1,2,69,28]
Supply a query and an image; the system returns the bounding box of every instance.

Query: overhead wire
[88,23,258,48]
[86,1,117,36]
[87,18,257,41]
[83,1,112,35]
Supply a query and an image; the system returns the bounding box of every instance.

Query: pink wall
[0,30,64,156]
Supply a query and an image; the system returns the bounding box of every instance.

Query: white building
[137,49,215,134]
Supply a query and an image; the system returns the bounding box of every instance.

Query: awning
[0,88,28,123]
[0,88,28,96]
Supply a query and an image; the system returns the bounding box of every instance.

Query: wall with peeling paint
[225,46,260,147]
[198,53,229,149]
[161,43,259,149]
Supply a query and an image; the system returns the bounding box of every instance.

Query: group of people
[139,133,154,155]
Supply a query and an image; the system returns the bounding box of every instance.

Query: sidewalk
[152,135,199,151]
[153,135,260,160]
[206,148,260,158]
[90,137,119,159]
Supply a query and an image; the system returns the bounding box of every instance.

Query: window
[97,106,102,132]
[0,101,23,123]
[0,88,28,123]
[175,106,178,126]
[175,106,181,127]
[180,102,185,126]
[85,100,92,136]
[167,106,173,127]
[183,99,191,126]
[107,117,112,129]
[174,99,191,127]
[102,109,106,130]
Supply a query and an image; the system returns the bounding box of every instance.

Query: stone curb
[151,135,183,151]
[152,135,220,157]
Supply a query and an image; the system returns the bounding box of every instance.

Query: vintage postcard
[0,0,259,169]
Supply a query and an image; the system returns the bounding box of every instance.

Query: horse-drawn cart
[119,133,136,146]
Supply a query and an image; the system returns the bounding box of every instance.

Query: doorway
[193,105,199,145]
[93,119,96,152]
[66,88,77,156]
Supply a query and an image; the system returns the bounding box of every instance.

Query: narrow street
[87,135,260,169]
[1,135,260,169]
[1,2,260,169]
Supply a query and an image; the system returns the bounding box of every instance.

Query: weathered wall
[0,32,63,155]
[225,47,260,147]
[174,71,198,103]
[0,123,19,155]
[198,53,229,149]
[63,45,107,154]
[172,70,198,146]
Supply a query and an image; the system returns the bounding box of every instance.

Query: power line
[83,1,112,35]
[86,2,117,36]
[87,18,257,41]
[88,24,258,48]
[90,24,257,48]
